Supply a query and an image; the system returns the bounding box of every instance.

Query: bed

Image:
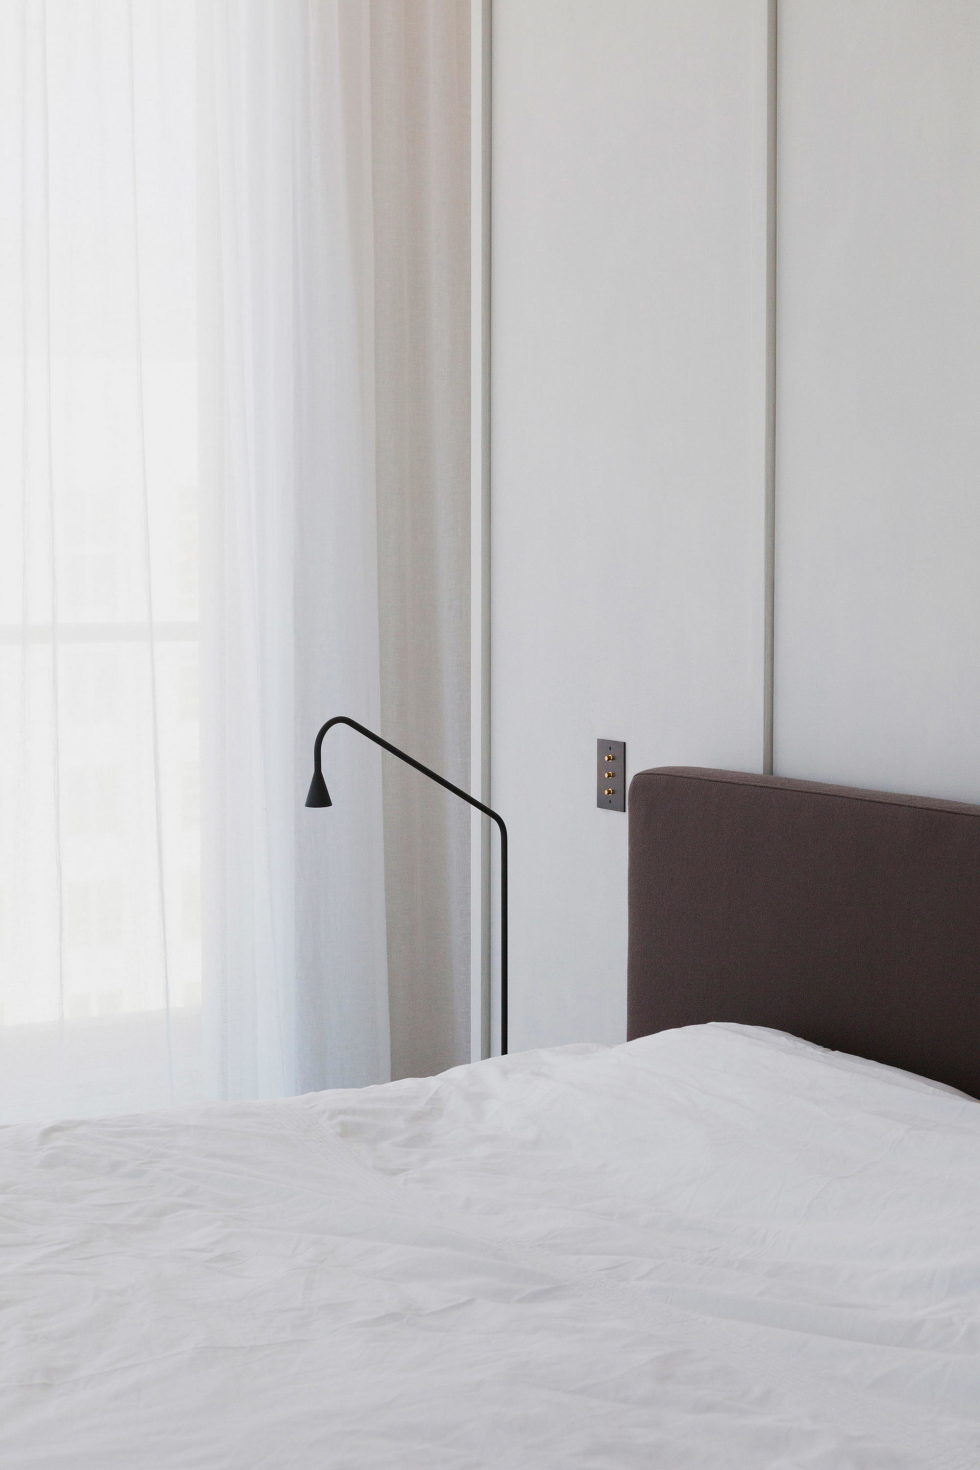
[2,768,979,1468]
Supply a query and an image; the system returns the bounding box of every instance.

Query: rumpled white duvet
[1,1023,978,1469]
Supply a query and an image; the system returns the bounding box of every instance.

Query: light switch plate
[597,739,626,812]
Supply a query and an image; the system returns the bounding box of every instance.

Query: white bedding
[1,1022,979,1469]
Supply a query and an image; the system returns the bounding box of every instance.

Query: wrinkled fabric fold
[1,1023,978,1467]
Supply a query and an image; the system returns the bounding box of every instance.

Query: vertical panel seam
[763,0,778,775]
[470,0,492,1059]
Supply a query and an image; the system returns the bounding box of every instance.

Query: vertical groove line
[470,0,492,1059]
[37,0,66,1027]
[763,0,778,775]
[18,8,31,752]
[126,8,174,1094]
[484,0,493,1058]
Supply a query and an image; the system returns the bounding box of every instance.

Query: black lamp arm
[310,715,508,1055]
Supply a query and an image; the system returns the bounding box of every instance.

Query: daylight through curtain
[0,0,470,1122]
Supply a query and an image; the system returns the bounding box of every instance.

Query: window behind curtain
[0,0,203,1119]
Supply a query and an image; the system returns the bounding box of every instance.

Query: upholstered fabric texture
[628,767,980,1098]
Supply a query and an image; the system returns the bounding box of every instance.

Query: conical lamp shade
[305,770,332,808]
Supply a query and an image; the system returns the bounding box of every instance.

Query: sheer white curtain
[0,0,202,1121]
[0,0,471,1122]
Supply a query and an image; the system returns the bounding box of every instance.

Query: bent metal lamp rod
[305,714,508,1057]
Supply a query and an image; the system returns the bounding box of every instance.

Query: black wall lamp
[305,715,508,1056]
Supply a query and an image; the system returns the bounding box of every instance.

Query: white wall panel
[775,1,980,800]
[491,1,769,1050]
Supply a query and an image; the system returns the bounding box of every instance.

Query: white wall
[490,1,770,1050]
[774,0,980,802]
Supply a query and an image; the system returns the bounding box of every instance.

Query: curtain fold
[0,0,471,1122]
[202,0,471,1099]
[370,1,472,1083]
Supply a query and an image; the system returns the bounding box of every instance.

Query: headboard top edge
[630,766,980,821]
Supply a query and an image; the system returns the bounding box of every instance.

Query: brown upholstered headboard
[627,767,980,1098]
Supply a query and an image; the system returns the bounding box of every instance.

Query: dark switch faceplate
[597,739,626,811]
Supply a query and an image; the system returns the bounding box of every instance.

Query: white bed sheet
[1,1022,978,1469]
